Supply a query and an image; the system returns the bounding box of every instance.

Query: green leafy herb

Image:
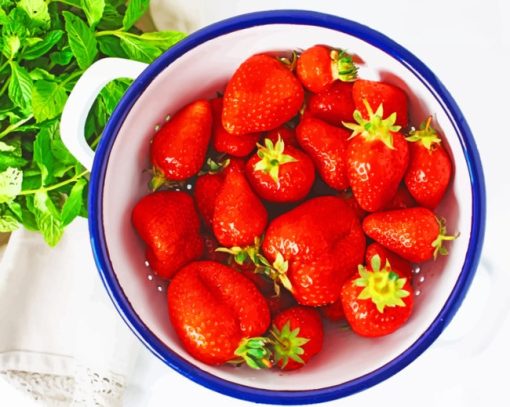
[0,0,185,245]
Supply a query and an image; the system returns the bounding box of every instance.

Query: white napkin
[0,218,140,406]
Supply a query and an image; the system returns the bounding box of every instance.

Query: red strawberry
[266,126,298,147]
[336,189,366,219]
[344,102,409,212]
[151,99,212,183]
[352,79,408,127]
[320,298,345,322]
[307,81,355,125]
[211,97,260,157]
[222,54,304,135]
[404,117,453,208]
[132,191,204,279]
[262,196,366,306]
[362,207,457,263]
[246,136,315,202]
[202,231,228,263]
[296,116,350,191]
[296,45,358,93]
[213,170,268,247]
[341,255,414,337]
[266,290,297,317]
[167,261,271,367]
[365,242,413,281]
[384,183,416,210]
[271,306,324,370]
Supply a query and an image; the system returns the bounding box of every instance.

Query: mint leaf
[61,178,86,226]
[29,68,56,81]
[33,126,56,185]
[34,191,63,246]
[32,80,68,122]
[0,167,22,204]
[18,0,50,29]
[63,12,97,70]
[0,213,20,232]
[8,61,33,113]
[50,48,74,66]
[98,35,126,58]
[23,30,64,60]
[122,0,149,31]
[1,35,20,58]
[139,31,186,50]
[0,141,15,153]
[99,79,131,115]
[119,34,160,63]
[97,2,123,30]
[82,0,105,27]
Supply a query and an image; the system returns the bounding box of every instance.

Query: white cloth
[0,218,140,406]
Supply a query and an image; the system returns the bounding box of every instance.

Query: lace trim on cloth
[1,367,125,407]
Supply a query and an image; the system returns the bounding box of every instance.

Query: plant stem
[0,115,34,139]
[19,170,89,196]
[95,30,138,39]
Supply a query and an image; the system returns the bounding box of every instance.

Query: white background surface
[2,0,509,406]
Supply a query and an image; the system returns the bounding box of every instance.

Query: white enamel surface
[100,24,472,391]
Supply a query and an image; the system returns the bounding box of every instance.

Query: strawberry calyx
[343,100,401,149]
[405,116,442,151]
[254,136,297,186]
[330,49,358,82]
[256,252,293,295]
[216,236,262,265]
[432,217,459,258]
[232,337,273,369]
[271,321,310,368]
[149,167,187,191]
[354,255,410,313]
[279,50,298,71]
[198,157,231,176]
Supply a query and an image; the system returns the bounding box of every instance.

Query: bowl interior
[99,23,471,391]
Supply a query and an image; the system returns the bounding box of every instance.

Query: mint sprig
[0,0,186,245]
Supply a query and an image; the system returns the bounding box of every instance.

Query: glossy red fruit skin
[262,196,366,306]
[352,79,408,128]
[202,232,228,263]
[365,242,413,281]
[307,81,355,125]
[384,184,417,210]
[213,170,268,247]
[267,290,297,317]
[151,99,212,181]
[296,45,334,93]
[167,261,270,366]
[320,298,345,322]
[246,145,315,203]
[132,191,204,279]
[362,207,441,263]
[341,274,414,337]
[347,131,409,212]
[211,97,260,157]
[273,306,324,370]
[296,116,350,190]
[404,142,452,208]
[222,54,304,135]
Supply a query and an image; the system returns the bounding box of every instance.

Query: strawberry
[296,116,350,191]
[365,242,413,281]
[344,102,409,212]
[336,189,366,219]
[151,99,212,184]
[404,117,452,208]
[262,196,366,306]
[266,290,297,317]
[384,183,416,210]
[213,170,268,247]
[296,45,358,93]
[132,191,204,279]
[222,54,304,135]
[246,136,315,202]
[167,261,271,367]
[271,306,324,370]
[202,231,229,263]
[266,126,298,147]
[341,255,414,337]
[362,207,457,263]
[320,298,345,322]
[307,81,355,125]
[211,97,260,157]
[352,79,408,127]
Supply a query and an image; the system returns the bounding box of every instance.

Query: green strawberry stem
[149,167,187,192]
[271,321,310,368]
[232,337,273,369]
[405,116,442,150]
[279,50,298,71]
[198,157,231,176]
[432,218,459,258]
[216,237,262,265]
[354,255,410,313]
[254,136,297,186]
[343,100,401,149]
[330,49,358,82]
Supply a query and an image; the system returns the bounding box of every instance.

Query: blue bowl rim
[88,9,486,405]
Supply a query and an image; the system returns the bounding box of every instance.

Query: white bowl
[61,10,486,404]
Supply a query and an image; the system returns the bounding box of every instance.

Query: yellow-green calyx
[406,116,442,151]
[354,255,410,313]
[271,321,310,368]
[254,136,297,187]
[256,251,293,295]
[216,236,262,266]
[432,217,459,259]
[232,337,273,369]
[330,49,358,82]
[343,100,401,149]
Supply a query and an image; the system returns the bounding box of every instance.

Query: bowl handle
[60,58,148,171]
